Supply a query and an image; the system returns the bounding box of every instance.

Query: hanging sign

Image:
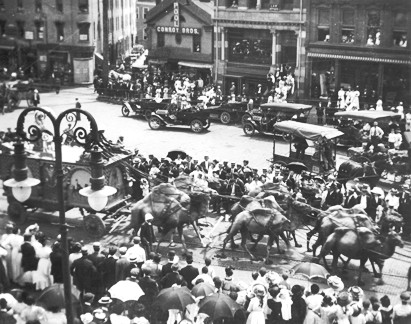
[174,2,179,27]
[156,26,201,35]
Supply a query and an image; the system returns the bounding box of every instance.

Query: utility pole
[102,0,109,87]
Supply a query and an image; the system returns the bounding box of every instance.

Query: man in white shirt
[125,236,146,268]
[365,121,384,152]
[305,284,323,311]
[248,175,263,192]
[191,267,214,286]
[396,102,404,120]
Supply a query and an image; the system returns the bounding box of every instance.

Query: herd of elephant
[123,175,404,286]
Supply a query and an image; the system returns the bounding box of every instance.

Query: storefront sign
[156,26,201,35]
[174,2,179,28]
[24,31,34,40]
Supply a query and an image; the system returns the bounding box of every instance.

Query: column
[221,27,225,61]
[295,30,300,68]
[270,29,277,67]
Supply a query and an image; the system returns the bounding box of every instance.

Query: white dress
[32,246,53,290]
[246,297,267,324]
[376,99,383,111]
[0,233,11,277]
[6,234,24,281]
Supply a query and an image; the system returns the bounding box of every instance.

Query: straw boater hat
[348,286,364,299]
[337,292,352,307]
[327,276,344,292]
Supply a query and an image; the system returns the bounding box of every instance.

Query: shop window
[143,28,147,40]
[55,22,64,42]
[282,0,294,10]
[143,7,149,19]
[78,23,90,41]
[341,10,355,43]
[366,11,381,46]
[35,21,44,39]
[0,20,5,36]
[175,34,182,45]
[317,9,330,42]
[393,12,407,47]
[226,0,238,9]
[56,0,63,13]
[157,32,165,47]
[79,0,89,13]
[17,0,23,11]
[193,35,201,52]
[16,21,24,38]
[35,0,42,12]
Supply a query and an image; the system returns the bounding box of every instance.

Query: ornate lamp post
[4,107,116,324]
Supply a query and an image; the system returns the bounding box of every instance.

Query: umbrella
[167,149,187,160]
[291,262,329,280]
[109,280,144,302]
[287,162,308,173]
[36,284,79,309]
[155,287,195,311]
[198,293,245,320]
[191,283,215,298]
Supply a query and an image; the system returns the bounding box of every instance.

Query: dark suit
[344,194,358,209]
[200,161,211,172]
[70,256,97,294]
[325,189,343,207]
[161,262,174,278]
[20,242,38,272]
[50,251,63,283]
[115,256,130,282]
[179,265,199,290]
[140,222,156,254]
[81,302,95,315]
[139,276,158,295]
[88,251,105,267]
[0,310,16,324]
[99,256,117,290]
[88,251,105,296]
[399,192,411,236]
[160,272,187,289]
[356,195,377,220]
[124,262,139,279]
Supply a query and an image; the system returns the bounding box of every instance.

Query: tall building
[213,0,306,97]
[136,0,156,47]
[305,0,411,105]
[0,0,136,84]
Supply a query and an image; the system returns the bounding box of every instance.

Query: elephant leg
[230,223,239,249]
[221,227,239,258]
[341,257,351,274]
[155,226,173,253]
[291,231,302,248]
[331,250,340,275]
[239,228,256,261]
[306,229,316,252]
[312,233,323,257]
[265,235,275,265]
[250,234,264,252]
[357,258,368,286]
[177,225,188,254]
[278,232,289,252]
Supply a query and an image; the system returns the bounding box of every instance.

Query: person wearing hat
[325,180,344,209]
[99,246,118,291]
[161,250,179,277]
[115,246,130,282]
[399,184,411,238]
[200,156,211,173]
[344,184,358,209]
[126,237,146,269]
[385,188,400,211]
[87,242,105,298]
[161,263,187,289]
[335,292,354,322]
[246,284,267,324]
[179,253,199,290]
[70,246,97,297]
[356,184,378,220]
[124,254,140,279]
[81,292,95,315]
[93,307,108,323]
[324,276,345,301]
[75,98,82,121]
[139,267,159,297]
[366,121,384,153]
[393,291,411,323]
[140,214,156,256]
[32,89,40,107]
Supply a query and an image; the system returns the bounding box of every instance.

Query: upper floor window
[282,0,293,10]
[249,0,257,9]
[226,0,238,8]
[35,0,42,12]
[193,35,201,52]
[55,22,64,42]
[143,28,147,40]
[393,12,407,48]
[143,8,149,19]
[341,10,355,44]
[317,9,330,42]
[78,0,89,13]
[0,20,5,36]
[16,21,25,38]
[0,0,4,12]
[35,21,44,39]
[366,10,381,46]
[78,23,90,41]
[17,0,23,11]
[136,8,139,19]
[56,0,63,13]
[157,32,165,47]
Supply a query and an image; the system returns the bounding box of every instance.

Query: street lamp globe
[79,146,117,212]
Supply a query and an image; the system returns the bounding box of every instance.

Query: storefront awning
[307,52,411,65]
[178,61,213,69]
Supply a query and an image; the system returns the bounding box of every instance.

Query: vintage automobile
[243,103,313,136]
[5,80,35,110]
[207,101,251,124]
[148,104,211,133]
[121,98,172,120]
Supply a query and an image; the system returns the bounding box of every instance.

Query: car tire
[149,116,162,130]
[144,109,152,120]
[122,105,130,117]
[242,113,251,125]
[190,119,204,133]
[220,112,231,124]
[243,123,255,136]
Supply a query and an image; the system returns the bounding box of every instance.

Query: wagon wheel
[7,200,28,224]
[27,98,34,107]
[350,155,371,164]
[8,99,17,112]
[83,214,106,238]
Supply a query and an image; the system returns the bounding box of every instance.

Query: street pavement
[0,86,409,306]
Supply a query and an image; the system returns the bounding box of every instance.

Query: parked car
[208,101,251,124]
[121,98,172,120]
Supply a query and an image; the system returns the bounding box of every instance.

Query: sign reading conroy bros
[156,26,202,35]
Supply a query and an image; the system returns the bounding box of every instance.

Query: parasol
[287,162,308,173]
[167,149,188,160]
[36,284,79,309]
[109,280,145,302]
[291,262,329,280]
[155,286,195,311]
[191,283,215,298]
[198,293,245,320]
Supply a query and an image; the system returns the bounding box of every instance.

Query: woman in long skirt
[247,284,267,324]
[0,223,14,278]
[6,227,24,282]
[32,237,53,290]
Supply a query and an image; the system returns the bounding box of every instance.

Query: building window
[79,0,89,13]
[317,9,330,42]
[366,10,381,46]
[143,28,147,40]
[157,32,165,47]
[35,0,42,12]
[35,21,44,39]
[143,8,149,19]
[341,10,355,43]
[17,0,23,11]
[282,0,294,10]
[226,0,237,8]
[16,21,25,38]
[136,8,139,19]
[56,0,63,13]
[249,0,256,9]
[0,20,5,36]
[0,0,4,12]
[175,34,182,45]
[193,35,201,52]
[55,22,64,42]
[393,12,407,48]
[261,0,270,10]
[78,23,90,41]
[121,16,124,30]
[98,21,101,40]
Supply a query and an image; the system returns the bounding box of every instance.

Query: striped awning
[307,52,411,65]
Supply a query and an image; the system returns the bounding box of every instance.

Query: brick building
[136,0,156,47]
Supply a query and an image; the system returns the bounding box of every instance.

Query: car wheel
[190,119,204,133]
[27,99,34,108]
[242,113,251,125]
[121,105,130,117]
[144,109,152,120]
[203,119,211,130]
[220,112,231,124]
[149,116,162,130]
[243,123,255,136]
